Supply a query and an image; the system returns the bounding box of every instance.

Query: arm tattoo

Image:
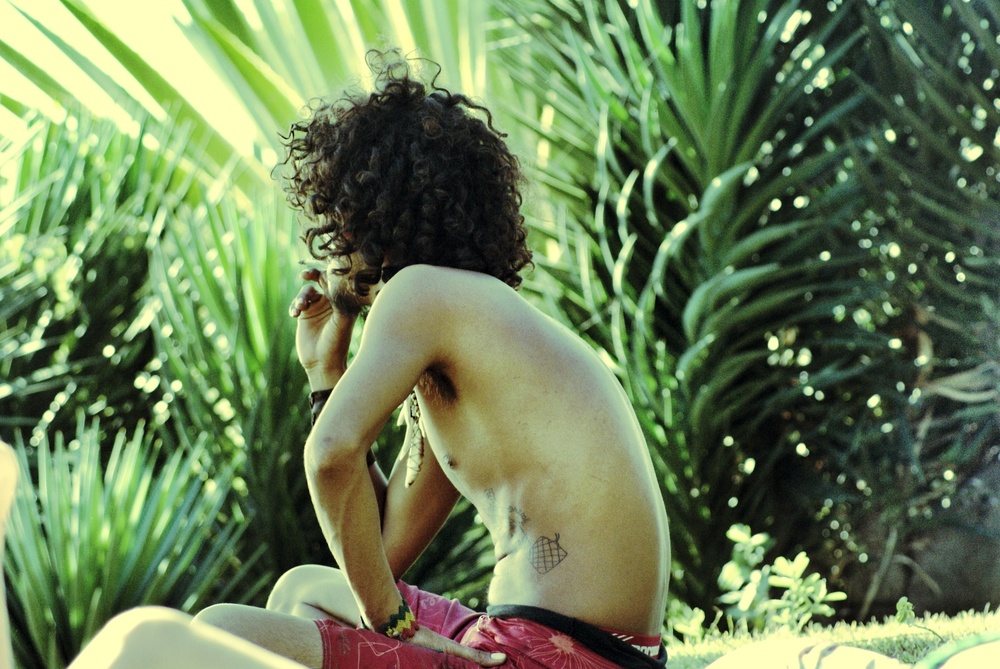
[530,534,568,574]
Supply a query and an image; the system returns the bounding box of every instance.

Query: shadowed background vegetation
[1,0,998,667]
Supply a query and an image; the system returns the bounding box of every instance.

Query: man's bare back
[191,53,671,667]
[392,264,670,636]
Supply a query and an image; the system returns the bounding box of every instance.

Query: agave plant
[0,109,207,450]
[4,419,263,669]
[495,0,879,611]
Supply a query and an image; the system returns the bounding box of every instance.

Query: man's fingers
[289,284,329,317]
[300,267,322,282]
[427,634,506,667]
[408,627,506,666]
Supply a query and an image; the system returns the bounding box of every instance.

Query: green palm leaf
[0,108,207,445]
[496,0,886,612]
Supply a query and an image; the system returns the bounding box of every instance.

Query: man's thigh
[315,621,484,669]
[268,566,482,641]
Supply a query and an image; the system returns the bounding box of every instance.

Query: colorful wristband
[380,598,419,640]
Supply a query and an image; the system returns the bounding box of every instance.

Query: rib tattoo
[530,534,568,574]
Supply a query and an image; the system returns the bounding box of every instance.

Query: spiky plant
[0,109,203,449]
[496,0,875,612]
[4,418,262,669]
[148,182,330,580]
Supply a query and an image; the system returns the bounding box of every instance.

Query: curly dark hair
[278,51,532,296]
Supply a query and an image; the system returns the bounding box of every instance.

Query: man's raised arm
[290,267,460,580]
[292,266,502,666]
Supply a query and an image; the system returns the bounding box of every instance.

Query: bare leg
[189,565,358,665]
[69,607,310,669]
[191,604,326,666]
[704,638,911,669]
[266,564,360,623]
[1,441,17,669]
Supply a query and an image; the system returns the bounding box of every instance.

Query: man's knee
[267,565,360,625]
[267,564,353,618]
[107,606,190,640]
[192,603,248,633]
[74,607,191,668]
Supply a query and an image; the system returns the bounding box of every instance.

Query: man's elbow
[304,430,364,474]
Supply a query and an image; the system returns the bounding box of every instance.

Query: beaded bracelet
[308,389,376,466]
[379,598,420,640]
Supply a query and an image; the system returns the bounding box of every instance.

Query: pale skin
[0,442,948,669]
[273,262,674,655]
[0,270,968,669]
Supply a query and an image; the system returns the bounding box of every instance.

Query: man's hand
[289,267,358,390]
[405,626,506,666]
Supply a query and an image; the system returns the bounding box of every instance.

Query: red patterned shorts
[314,582,663,668]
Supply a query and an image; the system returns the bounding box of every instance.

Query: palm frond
[0,108,205,446]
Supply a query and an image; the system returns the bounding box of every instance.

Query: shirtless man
[186,53,671,668]
[1,53,986,669]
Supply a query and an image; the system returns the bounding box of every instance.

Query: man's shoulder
[378,264,511,309]
[365,264,524,361]
[370,264,531,345]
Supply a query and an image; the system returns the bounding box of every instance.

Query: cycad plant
[497,0,874,611]
[0,109,202,449]
[4,418,261,669]
[500,0,1000,618]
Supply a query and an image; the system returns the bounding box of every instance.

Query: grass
[664,608,1000,668]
